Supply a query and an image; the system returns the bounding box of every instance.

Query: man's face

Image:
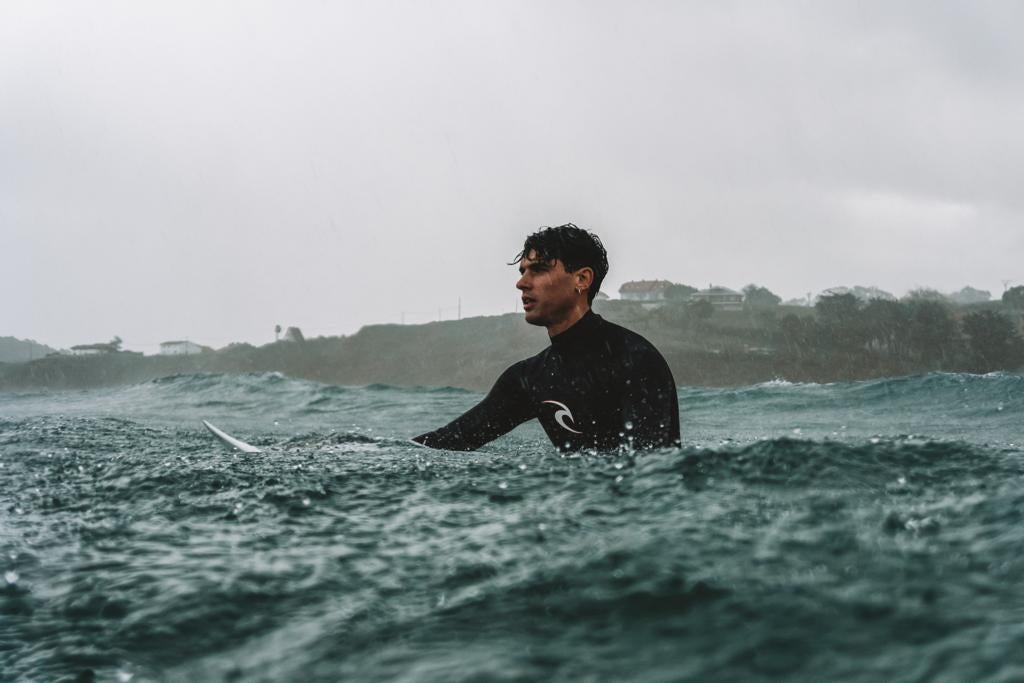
[517,250,578,327]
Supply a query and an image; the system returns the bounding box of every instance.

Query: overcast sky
[3,1,1022,353]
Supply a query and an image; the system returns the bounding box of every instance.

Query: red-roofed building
[619,280,674,303]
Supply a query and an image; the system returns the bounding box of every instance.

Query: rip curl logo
[542,400,583,434]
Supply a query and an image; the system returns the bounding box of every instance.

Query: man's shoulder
[596,317,677,389]
[502,349,548,378]
[520,345,554,371]
[598,317,663,356]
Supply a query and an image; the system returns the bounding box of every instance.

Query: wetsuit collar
[549,309,602,349]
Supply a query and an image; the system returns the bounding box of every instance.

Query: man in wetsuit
[412,224,681,452]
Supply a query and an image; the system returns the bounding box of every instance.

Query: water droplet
[615,475,624,483]
[614,462,623,470]
[792,428,802,435]
[4,571,18,585]
[116,672,134,683]
[302,498,311,506]
[897,476,907,486]
[14,507,23,515]
[625,421,634,431]
[498,482,508,490]
[518,464,527,471]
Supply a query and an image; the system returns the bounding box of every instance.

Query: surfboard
[202,420,261,453]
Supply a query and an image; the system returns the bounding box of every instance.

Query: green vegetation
[1003,285,1024,310]
[2,294,1022,392]
[742,284,781,308]
[773,293,1023,377]
[601,292,1022,383]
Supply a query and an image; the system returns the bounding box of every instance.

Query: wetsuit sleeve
[621,346,681,449]
[411,363,535,451]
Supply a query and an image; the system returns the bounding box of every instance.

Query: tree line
[779,291,1024,373]
[633,281,1024,377]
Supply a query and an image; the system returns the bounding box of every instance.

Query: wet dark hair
[511,223,609,303]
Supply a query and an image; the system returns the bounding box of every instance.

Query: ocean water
[2,372,1023,682]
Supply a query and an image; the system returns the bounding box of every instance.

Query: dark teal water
[2,372,1023,682]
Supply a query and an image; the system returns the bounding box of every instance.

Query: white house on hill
[690,286,744,310]
[160,340,202,356]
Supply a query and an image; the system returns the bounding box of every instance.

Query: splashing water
[1,372,1023,680]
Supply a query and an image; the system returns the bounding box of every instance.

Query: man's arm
[620,345,681,450]
[411,363,536,451]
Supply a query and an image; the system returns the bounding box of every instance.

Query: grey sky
[3,1,1022,353]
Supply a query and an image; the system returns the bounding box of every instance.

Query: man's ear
[574,267,594,292]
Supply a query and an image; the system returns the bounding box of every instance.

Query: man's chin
[523,310,547,327]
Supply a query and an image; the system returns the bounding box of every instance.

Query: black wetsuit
[412,311,681,452]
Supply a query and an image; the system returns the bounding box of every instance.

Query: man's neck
[547,304,591,337]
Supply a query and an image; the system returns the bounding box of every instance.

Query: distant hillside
[1,297,1022,392]
[0,337,56,363]
[0,315,547,392]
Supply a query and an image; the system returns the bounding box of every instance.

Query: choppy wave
[680,371,1023,446]
[1,372,1023,680]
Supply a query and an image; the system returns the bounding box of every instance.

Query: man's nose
[516,274,529,290]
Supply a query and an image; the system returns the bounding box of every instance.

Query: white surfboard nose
[202,420,262,453]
